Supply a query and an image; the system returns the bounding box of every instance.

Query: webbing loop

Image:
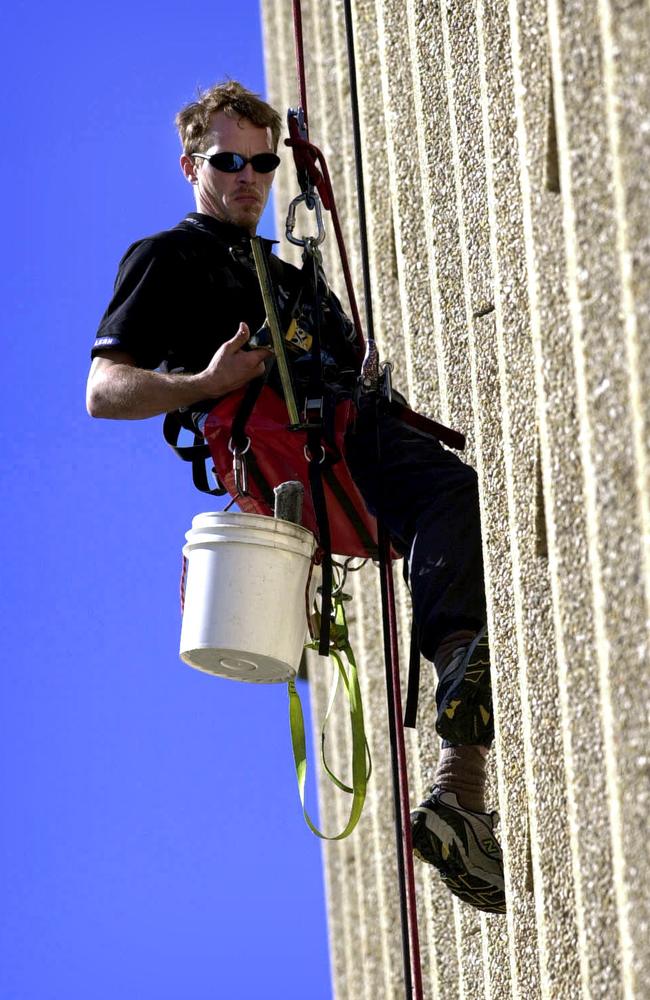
[288,591,370,840]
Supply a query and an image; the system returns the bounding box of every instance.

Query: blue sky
[1,4,332,998]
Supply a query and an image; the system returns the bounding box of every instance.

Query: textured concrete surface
[261,1,650,997]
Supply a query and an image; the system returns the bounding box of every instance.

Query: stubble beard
[215,190,263,234]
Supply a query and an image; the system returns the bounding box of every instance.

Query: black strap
[401,553,421,729]
[403,624,421,729]
[229,375,267,452]
[229,244,281,452]
[388,400,465,451]
[162,410,227,496]
[303,249,333,654]
[321,463,378,557]
[309,455,332,655]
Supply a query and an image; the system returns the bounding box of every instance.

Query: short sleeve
[91,238,180,370]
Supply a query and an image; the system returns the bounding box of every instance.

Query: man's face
[183,111,276,234]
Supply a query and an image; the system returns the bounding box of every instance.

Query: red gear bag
[203,386,380,558]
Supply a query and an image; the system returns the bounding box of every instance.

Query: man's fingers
[225,322,250,351]
[204,322,272,394]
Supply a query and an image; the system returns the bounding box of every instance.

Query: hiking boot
[435,627,494,745]
[411,786,506,914]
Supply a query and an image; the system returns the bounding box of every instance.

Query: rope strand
[289,3,424,997]
[291,0,309,129]
[342,0,375,348]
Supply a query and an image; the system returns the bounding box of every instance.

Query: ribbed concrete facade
[261,3,650,997]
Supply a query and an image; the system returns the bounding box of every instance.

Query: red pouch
[203,386,380,558]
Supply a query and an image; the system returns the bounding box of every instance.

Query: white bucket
[180,511,318,683]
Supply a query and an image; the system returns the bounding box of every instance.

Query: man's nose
[237,162,256,182]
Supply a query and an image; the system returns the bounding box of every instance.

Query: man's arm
[86,322,271,420]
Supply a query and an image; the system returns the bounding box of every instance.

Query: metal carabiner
[286,189,326,247]
[228,436,251,496]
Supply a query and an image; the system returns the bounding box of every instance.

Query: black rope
[378,523,413,1000]
[303,248,333,654]
[341,4,423,996]
[342,0,375,348]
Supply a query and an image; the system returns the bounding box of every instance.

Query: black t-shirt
[92,213,359,405]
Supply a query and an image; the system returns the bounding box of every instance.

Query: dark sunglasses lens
[208,152,280,173]
[209,152,246,172]
[250,153,280,173]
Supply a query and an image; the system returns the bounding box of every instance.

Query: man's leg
[345,400,505,913]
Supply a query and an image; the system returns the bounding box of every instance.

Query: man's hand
[193,322,272,398]
[86,321,273,420]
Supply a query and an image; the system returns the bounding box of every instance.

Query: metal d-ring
[228,436,251,456]
[304,443,326,464]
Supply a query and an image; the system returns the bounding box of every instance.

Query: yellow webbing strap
[288,593,371,839]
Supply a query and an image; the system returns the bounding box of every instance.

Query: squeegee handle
[250,237,300,427]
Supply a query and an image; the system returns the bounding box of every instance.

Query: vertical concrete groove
[546,3,644,996]
[435,11,516,995]
[481,2,613,996]
[404,0,453,425]
[376,0,437,409]
[548,58,633,1000]
[597,0,650,629]
[475,3,541,997]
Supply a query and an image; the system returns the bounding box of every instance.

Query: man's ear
[180,153,198,185]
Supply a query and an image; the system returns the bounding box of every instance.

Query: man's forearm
[87,361,208,420]
[87,325,270,420]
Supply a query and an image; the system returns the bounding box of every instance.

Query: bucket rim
[188,510,317,543]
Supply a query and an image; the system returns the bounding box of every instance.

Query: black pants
[345,400,487,674]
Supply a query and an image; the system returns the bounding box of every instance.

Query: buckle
[303,396,323,425]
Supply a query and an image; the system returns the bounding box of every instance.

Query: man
[87,80,505,914]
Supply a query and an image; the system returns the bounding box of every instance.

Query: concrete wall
[261,2,650,997]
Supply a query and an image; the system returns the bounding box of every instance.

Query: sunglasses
[192,151,280,174]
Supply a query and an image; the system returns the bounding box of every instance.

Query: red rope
[379,527,424,1000]
[292,0,309,130]
[285,132,365,359]
[288,1,365,360]
[289,5,423,998]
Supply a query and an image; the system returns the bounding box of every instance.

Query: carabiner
[228,436,251,495]
[286,190,326,247]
